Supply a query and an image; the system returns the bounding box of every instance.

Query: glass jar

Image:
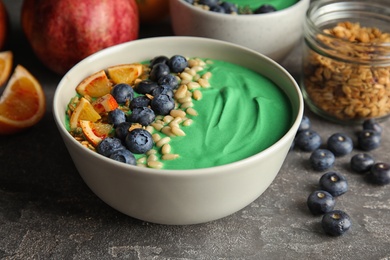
[301,0,390,124]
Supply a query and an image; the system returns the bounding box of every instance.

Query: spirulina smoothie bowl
[53,36,304,225]
[169,0,310,62]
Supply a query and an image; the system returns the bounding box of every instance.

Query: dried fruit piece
[107,63,143,85]
[0,65,46,134]
[69,97,101,129]
[76,70,112,98]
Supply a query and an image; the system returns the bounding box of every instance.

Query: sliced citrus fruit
[69,97,101,129]
[0,51,13,86]
[92,93,119,114]
[0,65,46,135]
[76,70,112,98]
[107,63,143,85]
[80,120,113,146]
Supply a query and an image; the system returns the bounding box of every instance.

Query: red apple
[21,0,139,75]
[0,0,8,50]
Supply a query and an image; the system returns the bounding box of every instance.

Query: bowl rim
[173,0,310,19]
[53,36,304,177]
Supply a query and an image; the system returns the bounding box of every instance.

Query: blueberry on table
[136,80,159,95]
[362,118,383,134]
[295,129,322,152]
[321,210,352,236]
[127,107,156,126]
[307,190,335,215]
[369,162,390,185]
[151,94,175,115]
[357,129,381,151]
[125,128,154,154]
[130,96,151,109]
[111,83,134,105]
[310,149,335,171]
[327,133,353,156]
[108,108,126,127]
[319,171,348,197]
[350,153,375,174]
[168,55,188,73]
[97,137,125,157]
[254,4,277,14]
[109,149,136,165]
[149,55,169,68]
[297,115,311,133]
[150,63,171,81]
[158,74,179,90]
[115,122,132,141]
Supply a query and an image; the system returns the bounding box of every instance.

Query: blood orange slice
[76,70,112,98]
[0,51,12,86]
[80,120,113,146]
[0,65,46,134]
[69,97,101,130]
[107,63,144,85]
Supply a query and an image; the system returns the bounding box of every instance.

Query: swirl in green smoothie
[161,59,292,170]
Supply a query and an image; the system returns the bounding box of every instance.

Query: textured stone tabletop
[1,1,390,259]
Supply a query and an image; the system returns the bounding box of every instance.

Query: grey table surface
[1,1,390,259]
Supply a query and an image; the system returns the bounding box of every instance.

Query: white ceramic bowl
[53,37,303,225]
[169,0,310,62]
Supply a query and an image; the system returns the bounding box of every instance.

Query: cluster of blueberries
[293,116,389,236]
[96,55,189,165]
[184,0,277,14]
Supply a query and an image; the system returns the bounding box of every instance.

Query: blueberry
[327,133,353,156]
[168,55,188,73]
[298,115,311,133]
[295,129,322,152]
[307,190,335,215]
[319,171,348,197]
[150,63,171,81]
[110,83,134,105]
[362,118,383,134]
[115,122,132,141]
[129,96,151,109]
[125,128,154,154]
[220,2,238,13]
[107,109,126,127]
[183,0,194,4]
[109,149,136,165]
[210,5,226,13]
[97,137,124,157]
[369,162,390,185]
[198,0,218,7]
[357,129,381,151]
[150,55,169,68]
[157,74,179,89]
[127,107,156,126]
[254,4,277,14]
[152,85,174,98]
[136,80,159,95]
[350,153,375,173]
[321,210,352,236]
[310,149,335,171]
[151,94,175,115]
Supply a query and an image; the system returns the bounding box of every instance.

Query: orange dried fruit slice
[76,70,112,98]
[69,97,101,129]
[0,50,13,86]
[80,120,113,146]
[107,63,143,85]
[0,65,46,135]
[92,93,119,114]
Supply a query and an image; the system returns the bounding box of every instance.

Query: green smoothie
[222,0,298,11]
[161,59,292,169]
